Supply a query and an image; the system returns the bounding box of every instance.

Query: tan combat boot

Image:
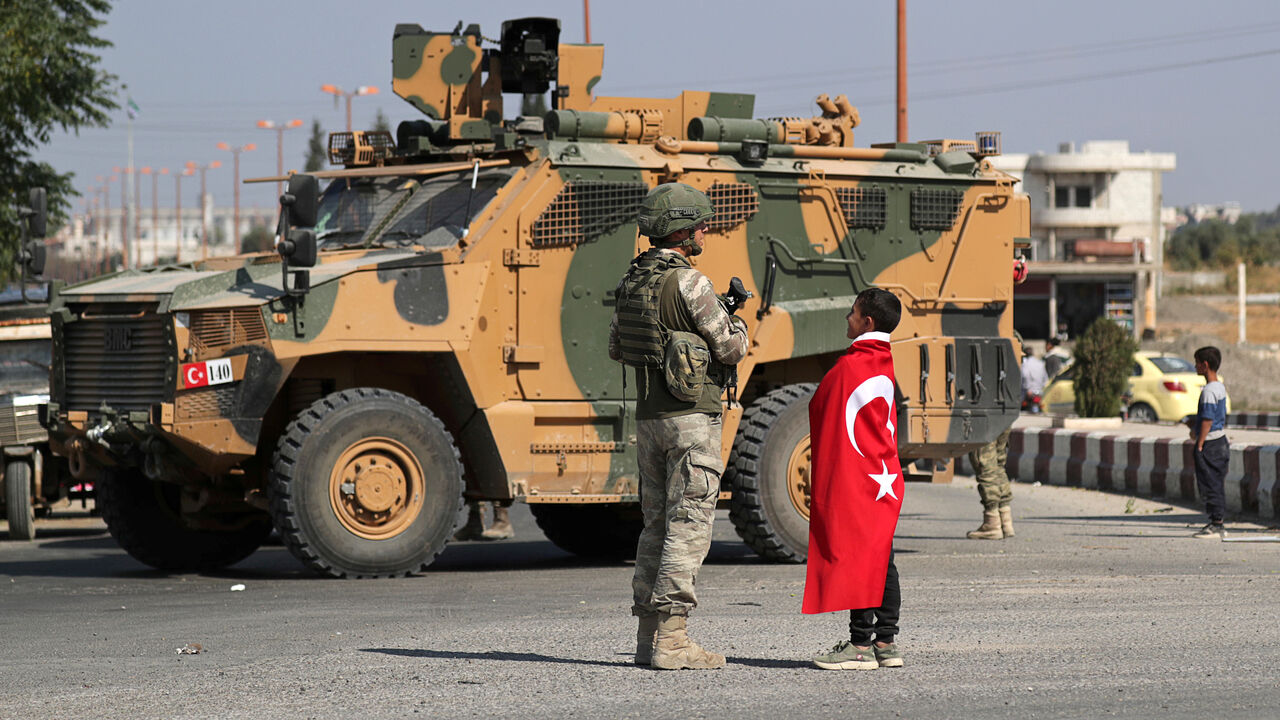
[481,503,515,540]
[966,510,1004,540]
[998,506,1015,538]
[651,613,725,670]
[452,503,485,541]
[634,614,659,666]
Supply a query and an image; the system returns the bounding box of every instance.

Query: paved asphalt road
[1,478,1277,720]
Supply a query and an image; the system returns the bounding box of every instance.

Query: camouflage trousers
[631,412,723,617]
[968,428,1012,511]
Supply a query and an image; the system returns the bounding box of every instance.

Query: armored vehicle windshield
[314,167,516,250]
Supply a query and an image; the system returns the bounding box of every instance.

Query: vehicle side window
[1131,362,1143,377]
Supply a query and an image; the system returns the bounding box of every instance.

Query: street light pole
[320,84,380,133]
[216,142,256,255]
[175,167,193,263]
[134,167,143,265]
[256,118,303,203]
[187,160,222,261]
[114,166,130,269]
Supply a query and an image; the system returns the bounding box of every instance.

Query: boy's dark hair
[855,288,901,333]
[1194,346,1221,372]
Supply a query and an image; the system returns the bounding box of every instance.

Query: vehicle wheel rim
[329,437,424,540]
[786,435,812,521]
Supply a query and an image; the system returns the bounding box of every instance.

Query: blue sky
[37,0,1280,213]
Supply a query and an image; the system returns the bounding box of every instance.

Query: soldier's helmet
[637,183,714,245]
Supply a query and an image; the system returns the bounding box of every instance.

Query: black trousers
[848,551,899,645]
[1193,436,1229,524]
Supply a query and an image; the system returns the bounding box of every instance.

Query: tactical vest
[615,249,729,419]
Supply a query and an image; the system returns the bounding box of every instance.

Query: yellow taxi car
[1039,351,1227,422]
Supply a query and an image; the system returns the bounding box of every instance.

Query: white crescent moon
[845,374,896,457]
[185,366,202,386]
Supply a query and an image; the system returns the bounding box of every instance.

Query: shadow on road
[360,647,632,669]
[360,647,811,671]
[1033,512,1202,525]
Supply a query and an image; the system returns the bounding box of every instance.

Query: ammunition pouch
[663,331,711,402]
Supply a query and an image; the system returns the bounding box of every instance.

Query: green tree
[1072,318,1138,418]
[1,0,118,281]
[241,225,275,254]
[304,118,326,172]
[372,108,391,133]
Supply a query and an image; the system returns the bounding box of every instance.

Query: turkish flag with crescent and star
[802,330,904,614]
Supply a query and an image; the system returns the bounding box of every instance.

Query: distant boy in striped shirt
[1188,346,1228,539]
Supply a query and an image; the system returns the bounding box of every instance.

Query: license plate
[182,358,234,389]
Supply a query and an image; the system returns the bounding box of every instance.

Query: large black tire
[97,468,272,571]
[268,388,463,578]
[530,504,643,561]
[5,459,36,541]
[726,384,817,563]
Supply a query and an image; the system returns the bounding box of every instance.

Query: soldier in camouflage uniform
[966,428,1013,539]
[608,183,749,670]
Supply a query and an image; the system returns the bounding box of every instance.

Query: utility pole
[216,142,256,255]
[896,0,908,143]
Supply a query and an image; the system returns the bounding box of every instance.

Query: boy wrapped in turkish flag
[804,288,906,671]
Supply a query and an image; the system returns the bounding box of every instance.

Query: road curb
[1007,427,1279,520]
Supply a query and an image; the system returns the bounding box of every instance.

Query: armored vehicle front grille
[836,187,887,230]
[63,311,170,413]
[187,307,268,357]
[531,181,648,247]
[176,385,238,420]
[706,182,759,230]
[910,188,965,230]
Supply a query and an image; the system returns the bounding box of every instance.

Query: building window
[1075,185,1092,208]
[1054,184,1094,208]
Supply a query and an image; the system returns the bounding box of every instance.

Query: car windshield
[313,167,514,250]
[1149,356,1195,374]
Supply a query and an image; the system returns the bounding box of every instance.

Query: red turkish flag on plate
[802,331,904,614]
[182,358,233,389]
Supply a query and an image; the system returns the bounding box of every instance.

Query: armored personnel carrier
[40,17,1027,575]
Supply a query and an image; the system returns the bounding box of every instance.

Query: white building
[990,140,1176,339]
[51,196,277,270]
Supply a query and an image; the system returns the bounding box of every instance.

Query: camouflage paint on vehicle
[40,16,1027,575]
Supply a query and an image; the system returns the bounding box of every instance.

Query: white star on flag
[868,459,898,501]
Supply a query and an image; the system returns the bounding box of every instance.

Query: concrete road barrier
[1227,412,1280,430]
[1005,419,1279,520]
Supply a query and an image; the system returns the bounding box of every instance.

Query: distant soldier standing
[966,429,1014,539]
[609,183,749,670]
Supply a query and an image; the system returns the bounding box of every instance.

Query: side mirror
[279,229,317,268]
[277,174,321,297]
[284,174,320,227]
[27,188,47,238]
[22,242,47,276]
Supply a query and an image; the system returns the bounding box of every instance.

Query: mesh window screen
[531,181,648,247]
[910,187,965,230]
[835,186,887,230]
[706,182,759,230]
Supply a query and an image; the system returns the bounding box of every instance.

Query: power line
[609,19,1280,95]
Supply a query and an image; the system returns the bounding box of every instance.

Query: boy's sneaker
[874,642,905,668]
[1192,522,1225,539]
[812,640,878,670]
